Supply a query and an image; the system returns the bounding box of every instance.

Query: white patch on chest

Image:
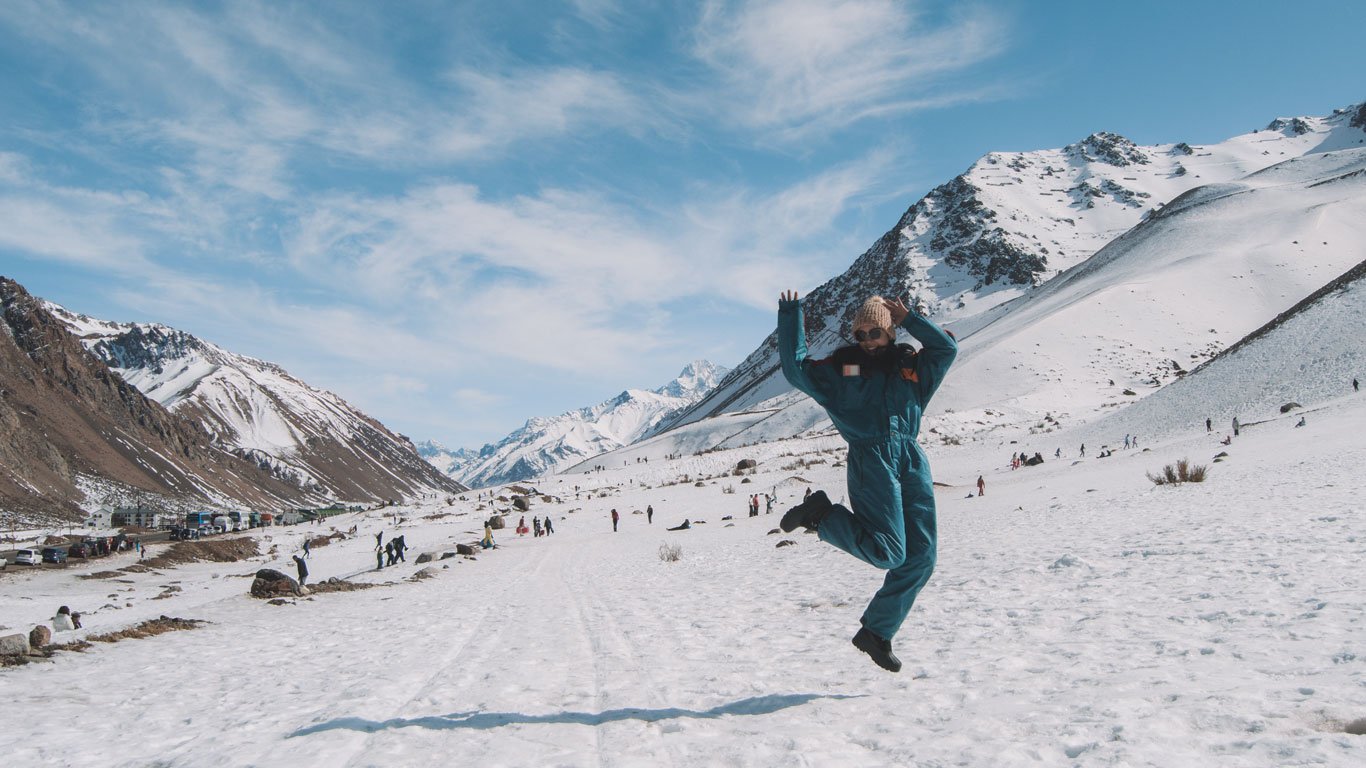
[842,364,860,377]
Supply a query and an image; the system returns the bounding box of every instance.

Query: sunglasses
[853,328,887,342]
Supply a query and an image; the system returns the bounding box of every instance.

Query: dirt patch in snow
[306,579,378,594]
[85,615,205,643]
[142,538,259,568]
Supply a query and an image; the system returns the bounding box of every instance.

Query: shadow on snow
[290,693,863,736]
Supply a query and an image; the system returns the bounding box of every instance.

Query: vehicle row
[12,546,70,565]
[8,535,137,566]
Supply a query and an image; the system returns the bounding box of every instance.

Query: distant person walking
[533,517,542,537]
[1233,417,1240,437]
[976,475,985,497]
[1355,378,1360,392]
[1206,417,1212,432]
[302,539,311,558]
[1080,443,1085,457]
[394,535,407,562]
[544,517,554,535]
[385,541,396,566]
[647,505,654,524]
[611,508,619,532]
[376,546,384,570]
[292,554,308,586]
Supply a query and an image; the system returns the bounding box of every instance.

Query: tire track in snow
[561,541,683,768]
[332,543,556,767]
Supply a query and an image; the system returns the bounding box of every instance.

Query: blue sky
[2,0,1363,449]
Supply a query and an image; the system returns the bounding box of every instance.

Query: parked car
[14,549,41,566]
[41,546,68,564]
[66,542,91,558]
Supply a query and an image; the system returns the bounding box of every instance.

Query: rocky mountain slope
[0,277,307,524]
[48,306,468,504]
[421,361,726,488]
[660,103,1366,434]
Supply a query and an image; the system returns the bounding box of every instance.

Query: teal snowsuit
[778,298,957,640]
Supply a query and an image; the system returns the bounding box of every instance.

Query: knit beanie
[851,296,892,331]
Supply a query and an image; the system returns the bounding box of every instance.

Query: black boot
[780,490,831,533]
[852,626,901,673]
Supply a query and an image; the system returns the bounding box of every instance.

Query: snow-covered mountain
[424,361,727,488]
[1,278,317,523]
[659,103,1366,438]
[48,307,468,502]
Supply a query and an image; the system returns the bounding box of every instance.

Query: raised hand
[882,296,909,325]
[781,290,800,302]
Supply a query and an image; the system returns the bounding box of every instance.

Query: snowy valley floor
[1,397,1364,767]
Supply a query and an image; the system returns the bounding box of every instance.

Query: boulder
[776,540,797,548]
[250,568,302,599]
[456,543,477,556]
[767,528,781,535]
[415,552,435,564]
[512,496,530,511]
[486,515,506,530]
[440,552,456,560]
[1279,402,1302,413]
[735,459,757,471]
[29,625,51,649]
[0,633,31,657]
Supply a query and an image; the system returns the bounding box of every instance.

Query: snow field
[1,394,1363,766]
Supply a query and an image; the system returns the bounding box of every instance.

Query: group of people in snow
[374,531,407,570]
[513,515,554,538]
[747,493,775,517]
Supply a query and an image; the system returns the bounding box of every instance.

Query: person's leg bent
[860,465,937,640]
[818,444,906,570]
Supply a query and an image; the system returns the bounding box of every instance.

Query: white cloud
[693,0,1009,138]
[451,388,504,408]
[0,197,148,271]
[435,67,656,158]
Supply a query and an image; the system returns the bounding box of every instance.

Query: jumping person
[777,292,957,673]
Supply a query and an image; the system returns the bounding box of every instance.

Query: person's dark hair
[58,605,70,614]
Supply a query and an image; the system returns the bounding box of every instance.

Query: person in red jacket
[610,508,619,532]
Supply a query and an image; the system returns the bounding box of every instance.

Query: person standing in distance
[776,291,957,673]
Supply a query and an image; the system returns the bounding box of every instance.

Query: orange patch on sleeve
[900,368,919,382]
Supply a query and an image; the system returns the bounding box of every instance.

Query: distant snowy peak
[48,303,466,500]
[656,359,726,398]
[427,360,728,488]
